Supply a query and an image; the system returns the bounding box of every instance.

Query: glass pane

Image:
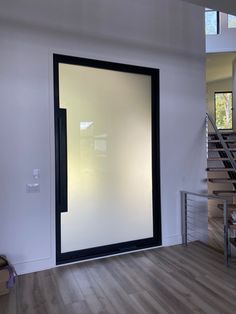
[59,63,153,253]
[215,92,233,129]
[228,15,236,28]
[205,11,218,35]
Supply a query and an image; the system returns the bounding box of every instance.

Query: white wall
[207,12,236,53]
[0,0,207,274]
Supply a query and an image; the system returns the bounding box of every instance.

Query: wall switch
[26,183,40,193]
[33,169,40,179]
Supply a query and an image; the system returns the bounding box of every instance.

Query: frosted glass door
[54,55,160,263]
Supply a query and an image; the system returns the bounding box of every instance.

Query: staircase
[206,114,236,264]
[207,131,236,210]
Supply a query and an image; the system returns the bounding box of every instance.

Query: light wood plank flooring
[1,241,236,314]
[208,218,224,252]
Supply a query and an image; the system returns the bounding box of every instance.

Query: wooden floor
[208,217,224,252]
[1,242,236,314]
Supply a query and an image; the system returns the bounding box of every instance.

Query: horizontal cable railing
[181,191,229,266]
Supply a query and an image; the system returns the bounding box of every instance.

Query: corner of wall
[162,234,182,247]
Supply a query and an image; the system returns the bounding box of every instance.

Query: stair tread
[213,190,236,195]
[209,178,236,183]
[207,167,234,171]
[208,132,236,136]
[230,238,236,247]
[208,157,236,161]
[208,140,236,143]
[209,178,235,180]
[228,220,236,229]
[218,204,236,210]
[208,148,236,151]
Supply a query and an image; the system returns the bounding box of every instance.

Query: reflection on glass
[80,121,93,130]
[79,121,108,174]
[59,63,153,253]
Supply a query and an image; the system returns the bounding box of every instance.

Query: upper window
[228,15,236,28]
[215,92,233,130]
[205,9,219,35]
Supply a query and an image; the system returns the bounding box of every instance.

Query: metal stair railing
[206,113,236,173]
[181,191,229,266]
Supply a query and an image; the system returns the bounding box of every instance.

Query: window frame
[205,9,220,35]
[227,14,236,29]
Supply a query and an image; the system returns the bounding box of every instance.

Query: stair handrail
[206,113,236,173]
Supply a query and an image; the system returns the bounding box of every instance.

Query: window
[215,92,233,130]
[205,9,219,35]
[228,15,236,28]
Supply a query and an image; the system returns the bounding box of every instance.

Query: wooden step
[208,132,236,136]
[213,190,236,196]
[208,148,236,152]
[230,238,236,247]
[207,167,234,172]
[209,178,236,183]
[218,204,236,211]
[207,157,236,161]
[208,139,236,143]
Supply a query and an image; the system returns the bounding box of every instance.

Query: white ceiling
[206,52,236,83]
[181,0,236,15]
[0,0,177,37]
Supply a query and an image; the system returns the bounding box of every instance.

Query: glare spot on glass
[80,121,93,130]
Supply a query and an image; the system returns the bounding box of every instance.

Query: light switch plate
[33,168,40,179]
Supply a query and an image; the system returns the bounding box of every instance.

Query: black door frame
[54,53,161,265]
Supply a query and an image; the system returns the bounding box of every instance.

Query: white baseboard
[162,234,182,247]
[14,258,55,275]
[13,235,182,275]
